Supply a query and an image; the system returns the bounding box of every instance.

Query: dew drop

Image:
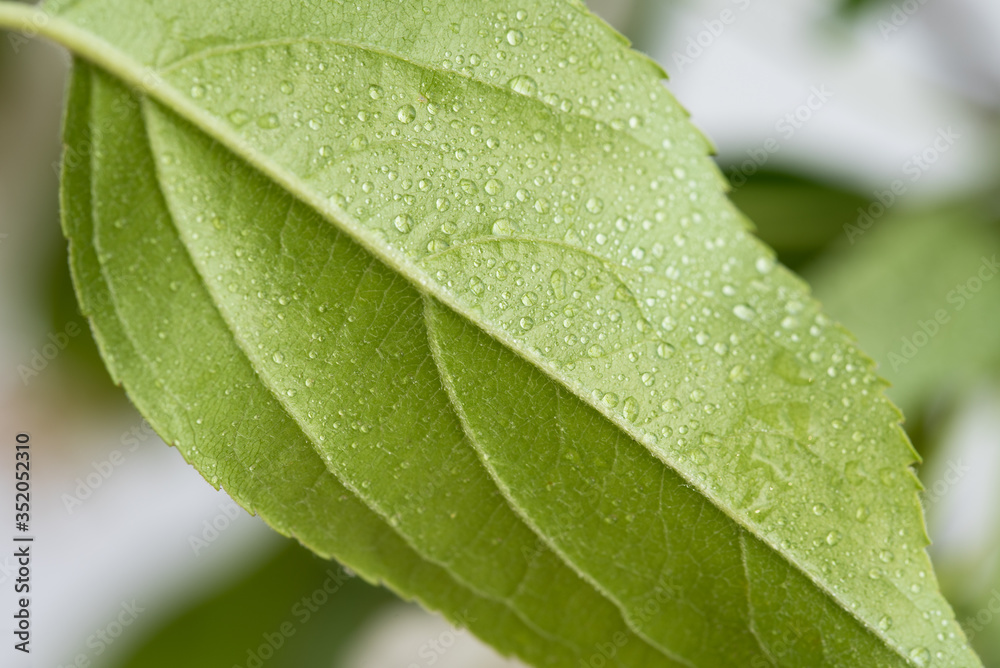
[908,647,930,666]
[825,531,842,546]
[228,109,249,126]
[393,215,413,233]
[772,350,813,386]
[492,218,518,236]
[506,29,523,46]
[550,269,566,299]
[508,75,538,97]
[733,304,756,321]
[623,397,639,423]
[397,105,417,123]
[257,113,279,129]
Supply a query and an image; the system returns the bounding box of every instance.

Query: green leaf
[0,0,980,665]
[836,0,898,17]
[954,553,1000,667]
[113,541,395,668]
[726,170,871,271]
[807,206,1000,417]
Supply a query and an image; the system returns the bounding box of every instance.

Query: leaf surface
[0,0,981,665]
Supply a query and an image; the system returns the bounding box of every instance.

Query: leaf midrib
[157,32,683,157]
[3,5,923,664]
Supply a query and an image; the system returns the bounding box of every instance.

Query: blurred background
[1,0,998,665]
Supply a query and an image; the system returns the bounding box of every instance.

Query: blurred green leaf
[940,536,1000,668]
[807,205,1000,419]
[112,541,395,668]
[965,554,1000,668]
[837,0,898,18]
[727,170,870,270]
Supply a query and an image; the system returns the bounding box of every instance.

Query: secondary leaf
[0,0,981,665]
[726,170,871,270]
[806,206,1000,417]
[113,542,395,668]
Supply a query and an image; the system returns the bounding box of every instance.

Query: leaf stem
[0,3,54,38]
[0,4,164,92]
